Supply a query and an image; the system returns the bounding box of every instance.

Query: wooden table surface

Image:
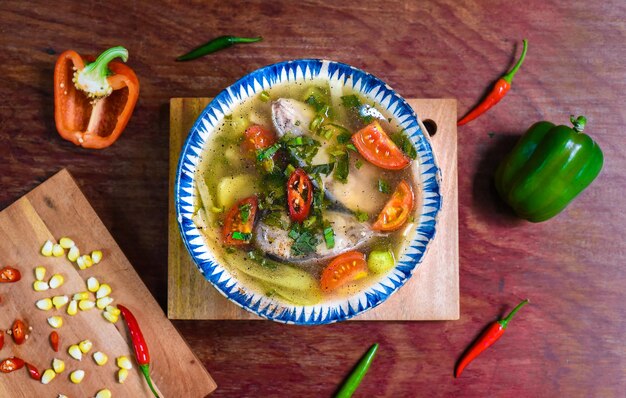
[1,1,624,396]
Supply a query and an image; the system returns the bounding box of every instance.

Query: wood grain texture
[0,0,624,396]
[0,170,216,397]
[168,98,459,321]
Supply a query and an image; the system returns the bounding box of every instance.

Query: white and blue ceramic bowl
[175,59,442,325]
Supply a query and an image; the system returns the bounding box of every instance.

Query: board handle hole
[423,119,438,136]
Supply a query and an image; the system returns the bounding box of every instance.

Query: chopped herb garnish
[391,130,417,160]
[257,143,281,161]
[354,210,369,222]
[302,86,330,111]
[259,90,270,102]
[248,250,278,270]
[288,228,300,240]
[303,216,317,229]
[378,179,391,194]
[290,230,319,256]
[323,224,335,249]
[346,143,357,152]
[341,94,361,108]
[355,159,364,169]
[333,154,349,183]
[304,163,335,176]
[337,131,352,144]
[231,231,252,241]
[239,203,252,223]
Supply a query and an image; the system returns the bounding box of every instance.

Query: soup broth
[193,79,422,305]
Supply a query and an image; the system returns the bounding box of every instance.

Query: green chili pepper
[335,343,379,398]
[495,115,603,222]
[176,35,263,61]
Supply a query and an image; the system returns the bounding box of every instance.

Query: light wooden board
[168,98,459,321]
[0,169,216,397]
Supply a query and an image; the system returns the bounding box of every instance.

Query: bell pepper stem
[570,115,587,133]
[74,46,128,99]
[501,39,528,84]
[139,364,160,398]
[498,299,529,329]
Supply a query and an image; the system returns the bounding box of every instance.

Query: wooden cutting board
[0,170,216,398]
[168,98,459,321]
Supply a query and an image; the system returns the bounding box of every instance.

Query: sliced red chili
[25,362,41,380]
[0,357,25,373]
[0,266,21,283]
[0,331,4,350]
[50,331,59,352]
[11,319,28,345]
[287,168,313,223]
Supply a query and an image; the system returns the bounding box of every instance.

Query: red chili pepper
[287,168,313,222]
[457,40,528,126]
[0,331,4,350]
[0,357,25,373]
[118,305,160,397]
[455,299,529,377]
[49,331,59,352]
[0,266,21,283]
[11,319,28,345]
[25,362,41,380]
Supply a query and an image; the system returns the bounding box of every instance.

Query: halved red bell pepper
[54,46,139,149]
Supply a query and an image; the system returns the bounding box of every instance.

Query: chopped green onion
[284,164,296,177]
[309,115,324,132]
[259,90,271,102]
[323,225,335,249]
[288,229,300,240]
[257,143,281,161]
[355,159,364,169]
[377,179,391,194]
[231,231,252,241]
[303,216,317,229]
[346,143,357,152]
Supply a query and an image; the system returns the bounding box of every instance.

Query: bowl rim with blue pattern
[175,59,442,325]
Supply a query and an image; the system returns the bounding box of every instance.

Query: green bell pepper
[495,115,603,222]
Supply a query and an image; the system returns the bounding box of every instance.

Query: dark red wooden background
[1,1,624,396]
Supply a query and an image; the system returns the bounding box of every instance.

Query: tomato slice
[241,124,276,154]
[372,180,414,231]
[351,121,410,170]
[320,251,368,292]
[0,266,21,283]
[287,168,313,222]
[222,196,258,246]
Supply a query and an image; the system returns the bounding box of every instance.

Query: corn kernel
[91,250,103,264]
[102,311,119,323]
[79,299,96,311]
[35,266,46,281]
[105,305,121,316]
[70,369,85,384]
[52,358,65,373]
[76,255,87,270]
[96,297,114,309]
[87,277,100,292]
[36,298,53,311]
[47,316,63,328]
[96,284,112,299]
[41,240,54,257]
[67,300,78,316]
[41,368,56,384]
[117,368,128,383]
[52,244,64,257]
[116,356,132,370]
[79,339,93,353]
[49,274,64,289]
[73,291,89,300]
[68,344,82,360]
[80,255,93,268]
[67,246,80,262]
[93,351,108,366]
[59,237,75,249]
[52,295,69,309]
[33,280,50,292]
[95,389,112,398]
